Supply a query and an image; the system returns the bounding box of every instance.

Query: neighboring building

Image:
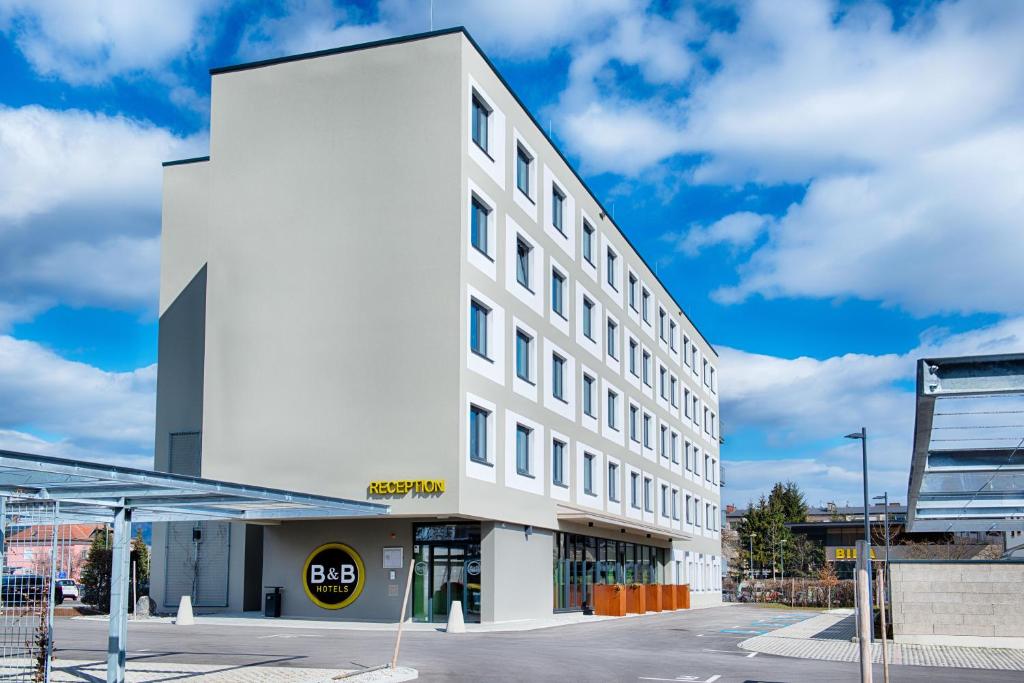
[4,524,105,581]
[151,28,723,623]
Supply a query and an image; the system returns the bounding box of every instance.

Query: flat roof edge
[210,26,466,75]
[162,156,210,167]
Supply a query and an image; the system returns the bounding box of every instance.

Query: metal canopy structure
[0,449,389,683]
[0,449,387,522]
[907,353,1024,533]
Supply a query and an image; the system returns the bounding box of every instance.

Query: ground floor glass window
[552,532,665,612]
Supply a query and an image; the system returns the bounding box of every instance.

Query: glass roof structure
[0,449,388,522]
[907,354,1024,532]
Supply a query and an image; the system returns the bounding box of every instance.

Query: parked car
[56,579,79,603]
[1,574,48,605]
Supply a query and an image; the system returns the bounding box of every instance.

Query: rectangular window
[583,453,595,495]
[582,297,595,340]
[706,502,712,530]
[643,477,653,512]
[470,299,489,358]
[685,441,692,471]
[629,339,639,376]
[582,221,594,264]
[552,439,566,485]
[630,472,640,509]
[705,453,711,482]
[683,336,691,367]
[515,329,531,382]
[583,374,595,417]
[607,319,618,359]
[659,367,668,399]
[670,377,678,407]
[709,366,717,394]
[552,354,565,401]
[552,186,565,234]
[661,484,669,517]
[643,413,652,448]
[516,238,532,289]
[684,388,692,418]
[672,489,680,520]
[659,308,666,340]
[606,249,617,289]
[471,93,489,152]
[516,144,532,196]
[669,321,677,351]
[686,495,692,523]
[703,359,710,386]
[704,407,711,434]
[551,269,565,317]
[608,463,619,501]
[628,273,638,310]
[469,404,489,463]
[660,425,668,459]
[516,424,532,475]
[607,390,618,430]
[642,351,651,386]
[671,432,679,464]
[629,405,639,442]
[470,197,490,255]
[641,289,650,323]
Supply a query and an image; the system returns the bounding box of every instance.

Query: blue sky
[1,0,1021,509]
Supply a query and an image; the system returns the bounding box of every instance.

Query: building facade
[151,28,723,623]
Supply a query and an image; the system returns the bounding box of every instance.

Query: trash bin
[264,586,282,618]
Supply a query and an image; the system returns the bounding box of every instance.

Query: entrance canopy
[0,449,388,522]
[907,354,1024,532]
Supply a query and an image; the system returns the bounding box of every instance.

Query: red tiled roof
[5,523,106,543]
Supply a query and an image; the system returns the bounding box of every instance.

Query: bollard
[445,600,465,634]
[176,595,195,626]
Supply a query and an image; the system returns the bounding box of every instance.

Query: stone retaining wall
[890,561,1024,648]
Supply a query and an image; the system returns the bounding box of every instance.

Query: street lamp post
[845,427,873,643]
[873,492,891,598]
[780,538,786,583]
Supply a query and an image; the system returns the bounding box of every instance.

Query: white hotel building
[151,27,722,623]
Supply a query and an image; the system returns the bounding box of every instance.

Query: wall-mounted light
[524,525,533,540]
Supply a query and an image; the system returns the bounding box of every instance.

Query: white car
[56,579,79,602]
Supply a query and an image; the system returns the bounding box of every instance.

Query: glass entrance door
[412,523,481,623]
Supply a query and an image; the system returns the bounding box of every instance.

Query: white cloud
[554,0,1024,317]
[667,212,772,257]
[0,105,205,317]
[718,316,1024,507]
[0,0,218,84]
[0,335,156,465]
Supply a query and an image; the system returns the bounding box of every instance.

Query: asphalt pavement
[51,605,1019,682]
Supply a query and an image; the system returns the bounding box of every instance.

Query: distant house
[4,524,106,581]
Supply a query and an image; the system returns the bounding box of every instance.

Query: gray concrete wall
[890,561,1024,648]
[480,522,554,622]
[261,518,412,621]
[199,34,464,514]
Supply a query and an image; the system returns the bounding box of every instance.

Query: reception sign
[302,542,365,609]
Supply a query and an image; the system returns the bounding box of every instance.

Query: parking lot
[51,605,1021,682]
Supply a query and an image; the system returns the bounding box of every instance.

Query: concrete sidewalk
[739,609,1024,671]
[75,602,734,633]
[2,659,417,682]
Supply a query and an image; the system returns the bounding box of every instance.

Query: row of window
[468,402,721,529]
[468,83,718,399]
[471,295,719,442]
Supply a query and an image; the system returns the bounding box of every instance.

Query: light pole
[873,492,891,598]
[845,427,873,643]
[780,537,786,583]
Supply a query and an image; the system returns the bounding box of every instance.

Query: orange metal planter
[593,584,627,617]
[626,584,647,614]
[663,584,677,609]
[678,584,691,609]
[645,584,663,612]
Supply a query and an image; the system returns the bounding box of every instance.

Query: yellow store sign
[368,479,446,495]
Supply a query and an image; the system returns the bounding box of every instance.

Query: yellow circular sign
[302,542,366,609]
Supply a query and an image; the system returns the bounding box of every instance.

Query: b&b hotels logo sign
[302,542,365,609]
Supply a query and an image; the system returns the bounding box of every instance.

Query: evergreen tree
[131,528,151,596]
[736,481,817,578]
[80,528,112,610]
